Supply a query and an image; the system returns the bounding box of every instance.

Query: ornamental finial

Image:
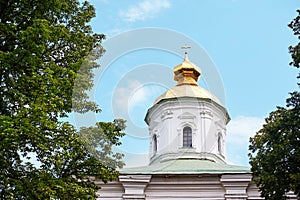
[181,44,191,61]
[174,45,201,86]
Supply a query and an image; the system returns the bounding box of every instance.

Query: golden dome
[154,53,222,105]
[173,53,201,86]
[154,84,222,105]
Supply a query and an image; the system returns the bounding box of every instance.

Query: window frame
[183,126,193,148]
[153,134,158,154]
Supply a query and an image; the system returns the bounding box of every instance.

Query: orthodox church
[95,52,296,200]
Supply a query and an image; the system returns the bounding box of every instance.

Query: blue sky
[74,0,299,167]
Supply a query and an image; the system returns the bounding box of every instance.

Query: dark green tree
[0,0,125,199]
[249,10,300,200]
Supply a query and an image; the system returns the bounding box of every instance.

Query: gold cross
[181,44,191,55]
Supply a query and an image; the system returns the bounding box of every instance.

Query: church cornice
[149,152,227,166]
[145,97,230,125]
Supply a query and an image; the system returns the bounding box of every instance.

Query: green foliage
[289,10,300,71]
[0,0,125,199]
[249,9,300,200]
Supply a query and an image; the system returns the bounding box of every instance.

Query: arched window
[218,134,222,154]
[183,127,192,147]
[153,135,157,154]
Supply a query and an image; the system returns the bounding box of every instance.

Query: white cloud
[227,116,264,143]
[120,0,171,22]
[113,80,163,116]
[226,116,265,166]
[113,80,142,115]
[128,83,149,110]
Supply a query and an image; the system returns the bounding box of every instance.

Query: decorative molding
[200,110,213,119]
[221,174,252,200]
[149,121,159,132]
[161,109,173,120]
[119,175,152,200]
[178,111,196,120]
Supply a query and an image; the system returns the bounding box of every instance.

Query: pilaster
[119,175,152,200]
[200,108,213,152]
[221,174,252,200]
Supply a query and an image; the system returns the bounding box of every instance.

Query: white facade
[146,97,228,165]
[96,174,264,200]
[96,54,296,200]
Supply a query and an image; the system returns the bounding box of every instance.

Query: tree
[249,10,300,200]
[0,0,125,199]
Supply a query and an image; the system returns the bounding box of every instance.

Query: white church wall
[96,174,274,200]
[147,97,228,164]
[145,174,225,200]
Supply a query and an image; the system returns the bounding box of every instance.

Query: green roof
[120,159,250,175]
